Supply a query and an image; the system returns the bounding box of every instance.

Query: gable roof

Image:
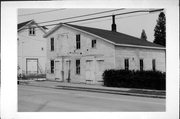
[18,20,33,30]
[44,23,165,49]
[18,20,48,31]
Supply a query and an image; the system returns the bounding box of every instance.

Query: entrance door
[85,60,95,83]
[26,58,38,75]
[55,60,62,81]
[65,60,71,82]
[96,60,104,81]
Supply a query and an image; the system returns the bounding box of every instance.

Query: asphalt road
[18,85,165,112]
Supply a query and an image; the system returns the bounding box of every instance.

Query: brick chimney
[111,15,116,32]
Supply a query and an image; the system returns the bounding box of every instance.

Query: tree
[153,12,166,46]
[141,29,147,41]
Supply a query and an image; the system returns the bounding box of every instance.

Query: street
[18,85,165,112]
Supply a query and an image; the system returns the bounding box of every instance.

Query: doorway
[85,60,95,83]
[26,58,38,75]
[55,60,62,81]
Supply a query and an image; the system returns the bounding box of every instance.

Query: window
[76,34,81,49]
[29,27,35,35]
[50,60,54,73]
[50,37,54,51]
[92,39,96,48]
[76,59,80,75]
[152,59,156,71]
[140,59,143,71]
[124,59,129,70]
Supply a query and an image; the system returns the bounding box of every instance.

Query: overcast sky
[18,8,162,42]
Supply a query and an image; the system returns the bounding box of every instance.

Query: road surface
[18,85,165,112]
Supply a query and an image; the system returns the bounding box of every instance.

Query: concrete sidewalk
[19,80,166,99]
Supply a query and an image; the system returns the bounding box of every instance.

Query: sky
[18,8,162,42]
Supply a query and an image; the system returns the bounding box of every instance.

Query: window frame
[152,59,156,71]
[50,60,54,74]
[140,59,144,71]
[29,27,35,36]
[50,37,54,51]
[124,58,129,70]
[76,34,81,49]
[92,39,97,48]
[76,59,80,75]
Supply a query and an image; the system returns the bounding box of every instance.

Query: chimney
[111,15,116,32]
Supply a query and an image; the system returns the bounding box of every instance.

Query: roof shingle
[18,20,47,30]
[18,20,33,30]
[65,23,164,48]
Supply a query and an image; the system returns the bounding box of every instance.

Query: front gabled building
[18,20,47,76]
[44,17,165,84]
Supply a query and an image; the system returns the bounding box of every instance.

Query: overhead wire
[78,11,159,25]
[65,9,163,24]
[18,9,66,17]
[36,8,125,24]
[19,9,164,30]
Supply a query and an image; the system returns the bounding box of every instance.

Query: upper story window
[76,34,81,49]
[152,59,156,71]
[29,27,35,36]
[50,37,54,51]
[140,59,144,71]
[124,59,129,70]
[92,39,96,48]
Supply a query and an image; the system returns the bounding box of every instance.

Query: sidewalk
[19,80,166,98]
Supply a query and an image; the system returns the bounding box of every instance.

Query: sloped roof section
[18,20,48,30]
[65,23,164,48]
[18,20,33,30]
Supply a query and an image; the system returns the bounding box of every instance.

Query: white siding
[18,24,47,75]
[46,26,116,82]
[115,46,166,72]
[46,25,166,84]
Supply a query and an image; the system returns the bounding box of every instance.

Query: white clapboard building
[44,16,165,84]
[18,20,47,76]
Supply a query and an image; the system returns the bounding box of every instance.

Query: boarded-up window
[140,59,143,71]
[76,34,80,49]
[50,37,54,51]
[124,59,129,70]
[51,60,54,73]
[76,59,80,75]
[152,59,156,71]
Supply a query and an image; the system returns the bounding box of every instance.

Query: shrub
[103,69,165,90]
[18,73,46,80]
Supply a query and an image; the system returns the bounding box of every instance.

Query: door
[96,60,104,81]
[26,58,38,75]
[55,60,62,81]
[65,60,71,82]
[85,60,95,82]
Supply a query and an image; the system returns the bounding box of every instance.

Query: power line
[78,11,159,25]
[37,9,125,24]
[20,9,164,30]
[18,9,66,17]
[65,9,163,24]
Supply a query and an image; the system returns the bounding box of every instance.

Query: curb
[19,83,166,99]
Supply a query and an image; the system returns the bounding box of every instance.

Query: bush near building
[18,73,46,80]
[103,69,165,90]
